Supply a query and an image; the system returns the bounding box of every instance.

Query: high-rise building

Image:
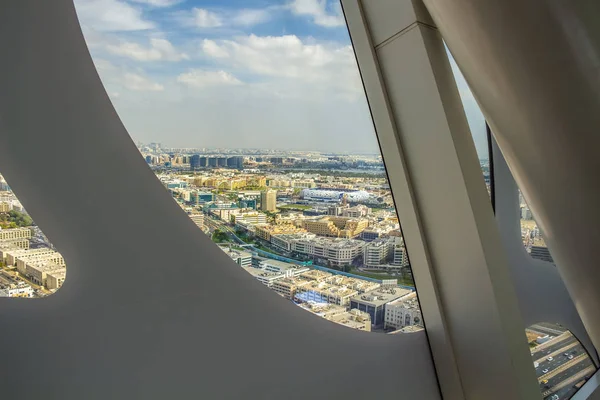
[190,155,201,170]
[261,190,277,212]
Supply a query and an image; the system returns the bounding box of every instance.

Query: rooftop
[351,287,414,307]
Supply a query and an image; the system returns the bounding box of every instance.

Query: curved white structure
[0,0,599,399]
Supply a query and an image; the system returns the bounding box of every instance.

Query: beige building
[260,190,277,212]
[271,277,310,299]
[295,280,358,306]
[303,217,369,239]
[188,213,204,229]
[14,250,65,275]
[0,227,32,240]
[254,224,306,242]
[0,238,30,251]
[298,303,371,332]
[25,261,66,289]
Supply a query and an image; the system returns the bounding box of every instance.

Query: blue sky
[74,0,486,156]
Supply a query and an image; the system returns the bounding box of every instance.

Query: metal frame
[342,1,540,398]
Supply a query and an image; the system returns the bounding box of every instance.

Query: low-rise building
[254,224,306,242]
[292,237,365,267]
[384,292,423,330]
[364,238,394,267]
[0,272,34,297]
[25,261,66,289]
[295,281,358,306]
[271,277,310,299]
[0,227,31,240]
[297,302,371,331]
[15,250,65,275]
[350,287,413,327]
[231,211,267,226]
[219,246,253,268]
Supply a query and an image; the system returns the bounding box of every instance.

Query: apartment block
[384,292,423,330]
[0,227,32,240]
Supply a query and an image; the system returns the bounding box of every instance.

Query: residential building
[297,302,371,332]
[261,190,277,212]
[384,292,422,330]
[25,261,66,289]
[219,246,252,268]
[295,280,358,306]
[364,238,394,267]
[0,227,31,240]
[0,277,34,297]
[188,213,204,229]
[271,277,310,299]
[350,287,413,327]
[391,237,409,267]
[303,216,368,238]
[254,224,305,242]
[257,259,309,277]
[341,205,371,218]
[0,238,30,251]
[231,211,267,226]
[292,237,365,267]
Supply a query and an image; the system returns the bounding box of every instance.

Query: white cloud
[201,39,229,58]
[192,8,222,28]
[129,0,182,7]
[93,58,116,71]
[201,35,361,96]
[231,9,272,26]
[177,70,242,88]
[123,73,164,91]
[74,0,154,31]
[288,0,345,27]
[106,38,189,61]
[176,7,273,29]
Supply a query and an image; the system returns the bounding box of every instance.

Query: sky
[74,0,487,156]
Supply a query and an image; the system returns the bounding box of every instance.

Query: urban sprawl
[0,143,595,398]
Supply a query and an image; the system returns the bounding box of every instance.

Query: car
[550,395,559,400]
[547,356,554,361]
[568,355,574,360]
[541,379,549,385]
[564,352,569,356]
[542,369,549,373]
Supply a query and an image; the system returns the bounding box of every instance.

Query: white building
[231,211,267,226]
[364,238,393,267]
[0,279,34,297]
[219,246,252,268]
[384,292,423,330]
[292,237,365,267]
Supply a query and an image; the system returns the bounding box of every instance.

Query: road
[530,329,597,399]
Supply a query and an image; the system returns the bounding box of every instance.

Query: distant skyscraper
[190,155,201,170]
[261,190,277,212]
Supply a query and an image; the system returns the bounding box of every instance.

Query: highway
[531,323,568,337]
[530,329,597,399]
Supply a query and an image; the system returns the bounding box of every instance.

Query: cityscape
[0,143,595,399]
[0,0,594,397]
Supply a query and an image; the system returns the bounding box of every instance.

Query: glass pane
[75,0,424,334]
[0,173,66,297]
[527,322,597,399]
[447,49,491,195]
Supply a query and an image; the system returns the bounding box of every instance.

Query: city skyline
[75,0,488,156]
